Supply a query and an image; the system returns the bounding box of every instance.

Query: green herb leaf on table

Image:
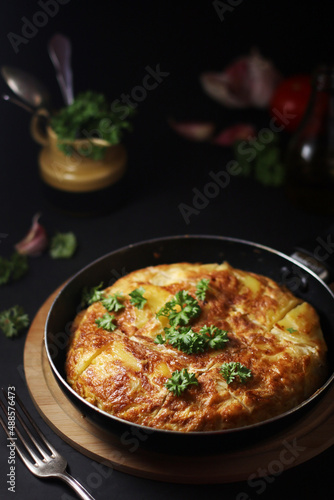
[10,253,29,280]
[49,232,77,259]
[101,293,124,312]
[0,253,28,286]
[0,305,30,338]
[0,256,13,285]
[220,362,252,384]
[254,144,285,187]
[233,134,285,187]
[165,368,199,396]
[95,313,117,332]
[195,278,210,301]
[81,282,105,308]
[156,290,201,326]
[129,287,147,310]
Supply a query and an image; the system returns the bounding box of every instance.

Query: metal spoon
[48,33,74,106]
[1,66,50,108]
[2,94,34,113]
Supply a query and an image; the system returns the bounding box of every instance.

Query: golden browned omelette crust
[65,262,328,432]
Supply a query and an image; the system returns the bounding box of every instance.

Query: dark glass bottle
[285,65,334,214]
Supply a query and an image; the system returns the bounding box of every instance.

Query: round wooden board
[24,287,334,484]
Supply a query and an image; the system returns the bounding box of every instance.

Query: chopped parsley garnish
[129,287,147,309]
[165,368,199,396]
[220,362,252,384]
[157,326,208,354]
[155,324,229,354]
[81,282,105,307]
[0,253,28,285]
[195,278,210,301]
[95,312,117,331]
[0,305,30,338]
[101,292,124,312]
[49,232,77,259]
[200,325,229,349]
[156,290,201,326]
[286,327,298,333]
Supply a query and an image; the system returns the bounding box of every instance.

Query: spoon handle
[2,94,34,113]
[48,33,74,106]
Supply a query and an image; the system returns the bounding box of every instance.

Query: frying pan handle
[292,225,334,284]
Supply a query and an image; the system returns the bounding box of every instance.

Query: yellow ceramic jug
[30,109,127,194]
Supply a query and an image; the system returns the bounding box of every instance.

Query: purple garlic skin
[15,214,48,256]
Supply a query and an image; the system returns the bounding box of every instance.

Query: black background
[1,1,334,499]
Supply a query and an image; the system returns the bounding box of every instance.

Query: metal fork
[0,389,96,500]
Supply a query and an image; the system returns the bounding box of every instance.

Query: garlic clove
[212,123,256,146]
[15,213,48,256]
[200,49,282,108]
[169,119,215,141]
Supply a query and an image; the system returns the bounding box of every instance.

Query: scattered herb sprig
[220,362,252,384]
[156,290,201,326]
[129,287,147,310]
[156,324,229,354]
[165,368,199,396]
[200,325,229,350]
[286,327,298,333]
[0,305,30,338]
[49,232,77,259]
[95,312,117,332]
[81,282,105,308]
[156,326,207,354]
[101,293,124,312]
[0,253,28,286]
[195,278,210,301]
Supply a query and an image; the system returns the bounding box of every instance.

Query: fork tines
[0,388,96,499]
[0,388,57,468]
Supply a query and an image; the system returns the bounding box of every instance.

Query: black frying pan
[44,235,334,454]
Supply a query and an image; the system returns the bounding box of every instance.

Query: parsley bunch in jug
[51,91,134,160]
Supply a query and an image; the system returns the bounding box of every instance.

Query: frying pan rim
[44,234,334,438]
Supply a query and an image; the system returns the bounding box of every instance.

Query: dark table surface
[1,1,334,499]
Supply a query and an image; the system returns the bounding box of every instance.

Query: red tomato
[269,75,312,132]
